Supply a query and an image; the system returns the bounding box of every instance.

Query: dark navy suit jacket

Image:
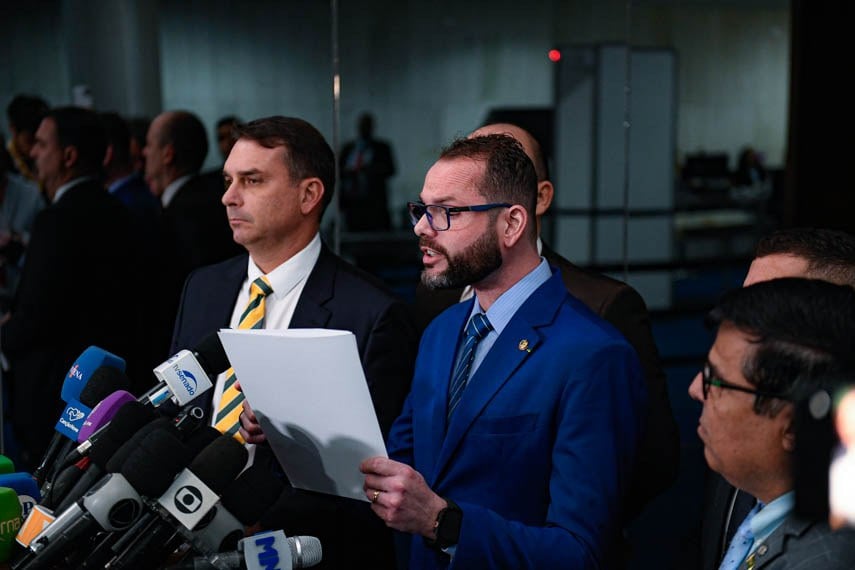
[170,244,418,569]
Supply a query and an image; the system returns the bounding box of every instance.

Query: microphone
[1,455,15,475]
[15,429,189,570]
[41,390,138,509]
[104,445,278,569]
[143,333,230,408]
[0,473,40,519]
[166,532,322,569]
[0,487,22,563]
[35,359,129,487]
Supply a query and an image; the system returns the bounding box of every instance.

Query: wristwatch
[424,498,463,551]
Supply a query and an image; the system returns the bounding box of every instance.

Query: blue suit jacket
[388,269,647,569]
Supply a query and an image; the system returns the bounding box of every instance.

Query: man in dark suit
[689,278,855,569]
[699,227,855,569]
[415,122,679,524]
[0,107,144,469]
[361,134,647,568]
[171,116,418,570]
[143,110,242,356]
[339,112,396,231]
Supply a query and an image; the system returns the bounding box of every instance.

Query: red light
[548,49,561,62]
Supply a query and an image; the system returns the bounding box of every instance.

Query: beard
[420,229,503,290]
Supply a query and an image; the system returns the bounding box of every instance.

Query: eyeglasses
[407,201,511,232]
[701,362,789,401]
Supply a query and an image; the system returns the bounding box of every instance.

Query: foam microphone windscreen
[0,455,13,475]
[87,402,155,469]
[78,391,138,442]
[221,464,286,525]
[182,427,222,459]
[61,347,126,404]
[188,436,248,495]
[104,417,174,473]
[195,332,231,375]
[0,487,22,562]
[78,367,132,408]
[120,429,190,498]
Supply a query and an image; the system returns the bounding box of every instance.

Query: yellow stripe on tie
[214,276,272,442]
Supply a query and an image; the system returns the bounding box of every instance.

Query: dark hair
[216,116,241,130]
[99,112,131,166]
[127,117,150,146]
[234,116,335,211]
[440,134,538,227]
[45,106,107,176]
[159,111,208,175]
[708,277,855,416]
[7,95,49,133]
[755,228,855,286]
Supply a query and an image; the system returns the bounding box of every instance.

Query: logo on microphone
[253,534,282,570]
[66,407,85,422]
[68,364,83,381]
[19,495,36,518]
[173,485,203,514]
[171,364,198,396]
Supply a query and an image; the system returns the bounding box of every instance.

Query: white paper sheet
[217,328,387,502]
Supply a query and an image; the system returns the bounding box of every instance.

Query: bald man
[414,123,679,526]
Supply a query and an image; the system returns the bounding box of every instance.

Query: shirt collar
[470,257,551,337]
[246,233,322,299]
[107,172,138,194]
[53,176,97,203]
[751,491,795,546]
[161,174,195,207]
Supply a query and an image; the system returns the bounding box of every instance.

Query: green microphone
[0,456,14,476]
[0,486,23,562]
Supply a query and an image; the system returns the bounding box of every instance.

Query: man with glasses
[360,134,647,568]
[698,226,855,569]
[414,123,679,528]
[689,277,855,569]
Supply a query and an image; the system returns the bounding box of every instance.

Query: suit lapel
[743,515,812,569]
[430,273,565,485]
[289,244,334,329]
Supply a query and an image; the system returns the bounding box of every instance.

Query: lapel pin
[518,339,531,353]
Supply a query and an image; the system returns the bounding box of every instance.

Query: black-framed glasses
[407,201,511,231]
[701,362,789,401]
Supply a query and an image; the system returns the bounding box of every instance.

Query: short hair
[158,111,208,175]
[216,115,241,130]
[234,116,335,211]
[7,95,49,133]
[45,106,107,176]
[754,228,855,286]
[708,277,855,416]
[440,134,538,221]
[100,112,131,166]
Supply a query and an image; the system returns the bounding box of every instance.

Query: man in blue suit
[361,134,647,568]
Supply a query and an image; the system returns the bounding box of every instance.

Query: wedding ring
[371,490,381,503]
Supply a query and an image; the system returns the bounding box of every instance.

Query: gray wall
[1,0,789,225]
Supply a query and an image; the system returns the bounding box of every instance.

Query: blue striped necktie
[448,313,492,420]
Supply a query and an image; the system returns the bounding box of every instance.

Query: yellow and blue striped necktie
[214,276,273,442]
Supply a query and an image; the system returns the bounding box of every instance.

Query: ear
[103,144,114,168]
[162,143,175,166]
[500,205,529,248]
[535,180,554,217]
[62,145,78,170]
[299,177,325,215]
[780,405,796,453]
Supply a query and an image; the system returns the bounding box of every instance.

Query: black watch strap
[424,498,463,551]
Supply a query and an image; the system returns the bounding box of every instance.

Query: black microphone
[14,429,189,570]
[101,436,248,570]
[50,403,157,514]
